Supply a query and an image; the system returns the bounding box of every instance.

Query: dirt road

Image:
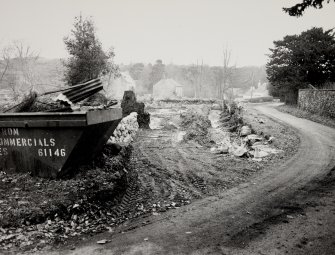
[37,103,335,255]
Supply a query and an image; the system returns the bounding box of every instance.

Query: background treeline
[0,54,267,100]
[121,60,267,98]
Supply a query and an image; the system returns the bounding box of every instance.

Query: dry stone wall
[298,89,335,118]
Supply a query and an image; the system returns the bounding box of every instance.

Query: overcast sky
[0,0,334,67]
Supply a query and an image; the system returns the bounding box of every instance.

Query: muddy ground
[31,102,334,255]
[0,101,301,253]
[130,102,298,208]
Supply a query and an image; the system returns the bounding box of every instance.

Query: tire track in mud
[111,171,140,219]
[131,128,227,202]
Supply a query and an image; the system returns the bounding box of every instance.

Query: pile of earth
[208,102,283,161]
[180,109,212,146]
[0,145,134,251]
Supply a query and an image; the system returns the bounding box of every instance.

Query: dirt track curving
[30,103,335,255]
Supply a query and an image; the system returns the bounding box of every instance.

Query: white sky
[0,0,334,67]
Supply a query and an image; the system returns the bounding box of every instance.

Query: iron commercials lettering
[0,128,66,157]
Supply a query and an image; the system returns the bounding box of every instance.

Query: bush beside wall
[298,89,335,118]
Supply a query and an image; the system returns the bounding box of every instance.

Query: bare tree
[194,60,204,98]
[0,41,39,99]
[13,41,39,89]
[218,47,235,107]
[0,46,13,84]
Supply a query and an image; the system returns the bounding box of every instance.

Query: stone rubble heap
[210,124,282,161]
[108,112,139,144]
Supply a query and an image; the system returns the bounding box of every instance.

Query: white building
[152,79,183,100]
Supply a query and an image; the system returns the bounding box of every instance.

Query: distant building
[242,82,269,99]
[152,79,183,100]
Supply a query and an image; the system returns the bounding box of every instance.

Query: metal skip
[0,108,122,178]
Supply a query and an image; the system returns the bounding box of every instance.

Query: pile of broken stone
[210,125,281,161]
[108,112,139,144]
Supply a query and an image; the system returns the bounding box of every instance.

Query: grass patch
[277,105,335,129]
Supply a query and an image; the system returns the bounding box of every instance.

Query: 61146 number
[38,148,66,157]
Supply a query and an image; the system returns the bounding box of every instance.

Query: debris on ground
[221,102,243,132]
[210,145,229,154]
[108,112,139,144]
[97,239,110,244]
[0,99,299,253]
[180,109,212,146]
[240,125,252,136]
[0,145,133,251]
[209,102,284,161]
[2,78,110,113]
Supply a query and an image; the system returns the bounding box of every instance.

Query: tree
[283,0,334,17]
[63,15,119,85]
[219,48,235,104]
[266,27,335,104]
[0,41,39,99]
[129,63,144,80]
[0,46,12,84]
[148,59,165,92]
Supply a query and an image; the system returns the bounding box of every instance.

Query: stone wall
[298,89,335,118]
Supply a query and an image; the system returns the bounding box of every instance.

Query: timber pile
[1,78,110,113]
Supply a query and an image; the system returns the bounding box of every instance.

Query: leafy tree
[129,63,144,80]
[63,15,119,85]
[266,27,335,104]
[283,0,334,17]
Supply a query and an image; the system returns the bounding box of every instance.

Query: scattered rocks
[211,103,221,110]
[240,126,252,136]
[97,239,110,244]
[210,145,229,154]
[213,105,283,161]
[108,112,139,144]
[232,145,248,157]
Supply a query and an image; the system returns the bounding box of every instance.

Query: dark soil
[0,102,300,253]
[0,145,132,251]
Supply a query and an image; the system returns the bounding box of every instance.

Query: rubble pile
[108,112,139,144]
[180,109,212,145]
[210,102,282,161]
[220,101,244,132]
[210,123,281,161]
